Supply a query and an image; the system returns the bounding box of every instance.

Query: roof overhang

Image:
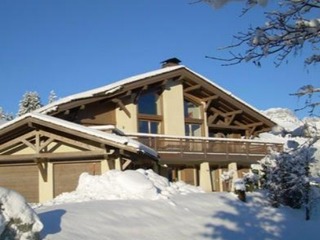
[0,113,159,163]
[34,65,276,136]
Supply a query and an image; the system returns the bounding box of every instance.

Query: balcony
[128,133,283,166]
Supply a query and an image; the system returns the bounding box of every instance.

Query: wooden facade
[0,59,281,202]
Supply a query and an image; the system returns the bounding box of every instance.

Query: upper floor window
[184,98,203,137]
[137,91,162,134]
[138,92,161,115]
[184,99,201,119]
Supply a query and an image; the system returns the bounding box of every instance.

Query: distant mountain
[262,108,320,138]
[261,108,320,178]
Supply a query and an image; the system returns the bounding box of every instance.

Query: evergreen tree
[0,107,13,121]
[260,139,317,219]
[17,91,42,116]
[48,90,57,104]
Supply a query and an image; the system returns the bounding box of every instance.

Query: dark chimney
[161,57,181,68]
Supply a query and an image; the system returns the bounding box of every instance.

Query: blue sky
[0,0,318,118]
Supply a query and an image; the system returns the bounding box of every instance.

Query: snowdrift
[42,169,204,206]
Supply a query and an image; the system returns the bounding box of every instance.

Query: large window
[184,100,201,119]
[138,91,162,134]
[184,99,203,137]
[139,120,161,134]
[138,92,161,115]
[185,123,202,137]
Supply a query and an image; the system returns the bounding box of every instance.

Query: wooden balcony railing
[127,133,283,163]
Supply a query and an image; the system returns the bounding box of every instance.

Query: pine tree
[17,91,42,116]
[260,139,317,219]
[0,107,13,121]
[48,90,57,104]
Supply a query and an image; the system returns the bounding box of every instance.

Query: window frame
[184,97,204,137]
[137,90,163,134]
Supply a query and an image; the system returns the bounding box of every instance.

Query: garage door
[180,167,196,185]
[0,164,39,203]
[53,161,101,197]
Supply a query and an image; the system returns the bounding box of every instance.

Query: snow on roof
[0,113,158,159]
[36,65,184,114]
[35,64,273,124]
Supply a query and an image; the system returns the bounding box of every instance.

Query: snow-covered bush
[242,171,260,192]
[259,142,315,209]
[220,170,234,191]
[0,187,43,240]
[234,179,246,202]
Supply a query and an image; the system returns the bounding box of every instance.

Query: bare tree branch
[203,0,320,67]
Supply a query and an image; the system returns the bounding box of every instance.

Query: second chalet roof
[35,64,275,128]
[0,112,158,160]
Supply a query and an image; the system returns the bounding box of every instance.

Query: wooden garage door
[180,168,196,185]
[53,162,101,197]
[0,164,39,203]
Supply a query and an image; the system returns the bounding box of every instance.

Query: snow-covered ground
[2,108,320,240]
[35,190,319,240]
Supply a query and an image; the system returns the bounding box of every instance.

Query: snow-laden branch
[203,0,320,67]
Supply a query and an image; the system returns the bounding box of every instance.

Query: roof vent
[161,57,181,68]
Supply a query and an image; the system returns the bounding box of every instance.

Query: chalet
[0,58,282,203]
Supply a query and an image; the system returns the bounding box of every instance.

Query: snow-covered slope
[34,168,319,240]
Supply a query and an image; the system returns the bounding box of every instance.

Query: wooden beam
[210,107,224,115]
[208,123,247,130]
[223,109,243,117]
[122,159,132,170]
[39,137,55,152]
[244,122,264,127]
[21,139,36,152]
[35,131,40,153]
[112,98,131,118]
[207,112,219,124]
[52,95,108,114]
[0,131,37,152]
[184,93,202,105]
[38,130,102,151]
[203,95,219,102]
[184,84,201,93]
[224,110,243,125]
[204,96,219,111]
[0,150,108,162]
[35,158,48,182]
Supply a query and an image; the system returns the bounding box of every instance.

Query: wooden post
[38,160,54,203]
[228,162,239,192]
[199,162,213,192]
[115,157,122,170]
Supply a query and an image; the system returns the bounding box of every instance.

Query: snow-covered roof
[0,113,158,160]
[35,64,273,123]
[36,65,184,114]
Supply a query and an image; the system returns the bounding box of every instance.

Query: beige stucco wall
[116,103,138,133]
[162,80,185,136]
